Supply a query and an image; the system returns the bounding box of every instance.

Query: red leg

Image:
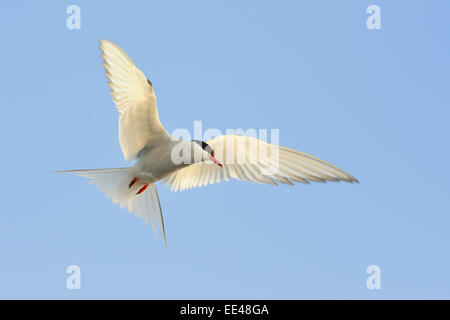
[136,184,149,195]
[129,177,138,188]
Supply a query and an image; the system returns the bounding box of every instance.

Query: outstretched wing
[99,40,169,162]
[163,135,358,191]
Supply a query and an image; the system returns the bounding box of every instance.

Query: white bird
[58,40,358,248]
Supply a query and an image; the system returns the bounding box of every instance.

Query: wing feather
[163,135,358,191]
[99,40,169,162]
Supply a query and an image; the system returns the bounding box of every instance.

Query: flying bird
[58,40,358,248]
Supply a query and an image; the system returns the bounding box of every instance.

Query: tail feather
[56,168,167,248]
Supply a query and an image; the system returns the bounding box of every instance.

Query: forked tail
[56,168,167,248]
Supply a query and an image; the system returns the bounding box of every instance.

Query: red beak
[209,155,223,167]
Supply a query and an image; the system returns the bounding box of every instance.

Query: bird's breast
[133,145,189,183]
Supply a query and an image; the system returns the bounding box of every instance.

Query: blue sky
[1,1,450,299]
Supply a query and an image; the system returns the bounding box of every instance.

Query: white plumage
[100,40,169,162]
[164,135,357,192]
[58,40,358,249]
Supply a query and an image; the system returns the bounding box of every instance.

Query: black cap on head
[192,140,215,157]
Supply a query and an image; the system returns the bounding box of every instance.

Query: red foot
[129,177,138,188]
[136,184,149,195]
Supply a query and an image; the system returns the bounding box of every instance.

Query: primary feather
[99,40,169,162]
[164,135,358,192]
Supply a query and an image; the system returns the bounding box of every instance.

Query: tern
[58,40,358,248]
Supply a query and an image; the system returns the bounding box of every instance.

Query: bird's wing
[163,135,358,191]
[99,40,169,162]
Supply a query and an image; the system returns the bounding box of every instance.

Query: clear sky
[1,1,449,299]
